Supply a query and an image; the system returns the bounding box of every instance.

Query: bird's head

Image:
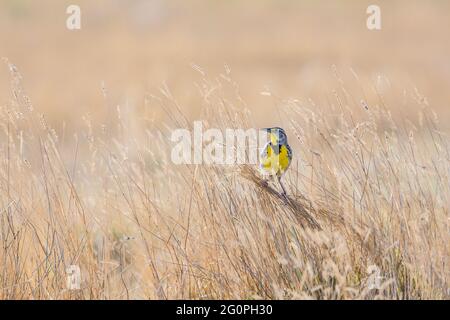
[261,127,288,145]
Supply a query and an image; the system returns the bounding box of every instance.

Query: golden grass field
[0,0,449,299]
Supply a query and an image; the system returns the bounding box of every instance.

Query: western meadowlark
[259,127,292,197]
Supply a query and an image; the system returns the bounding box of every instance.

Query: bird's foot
[280,191,289,204]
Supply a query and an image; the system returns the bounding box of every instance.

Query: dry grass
[0,59,448,300]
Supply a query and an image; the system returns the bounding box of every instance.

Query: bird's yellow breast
[260,144,291,176]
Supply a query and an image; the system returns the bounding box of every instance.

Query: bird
[259,127,292,197]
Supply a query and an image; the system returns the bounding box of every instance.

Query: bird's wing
[286,144,293,160]
[260,142,271,158]
[260,142,272,167]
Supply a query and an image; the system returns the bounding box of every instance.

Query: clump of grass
[0,61,448,299]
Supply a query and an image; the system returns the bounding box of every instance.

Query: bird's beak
[259,128,271,132]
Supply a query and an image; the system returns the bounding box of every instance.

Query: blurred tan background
[1,0,450,131]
